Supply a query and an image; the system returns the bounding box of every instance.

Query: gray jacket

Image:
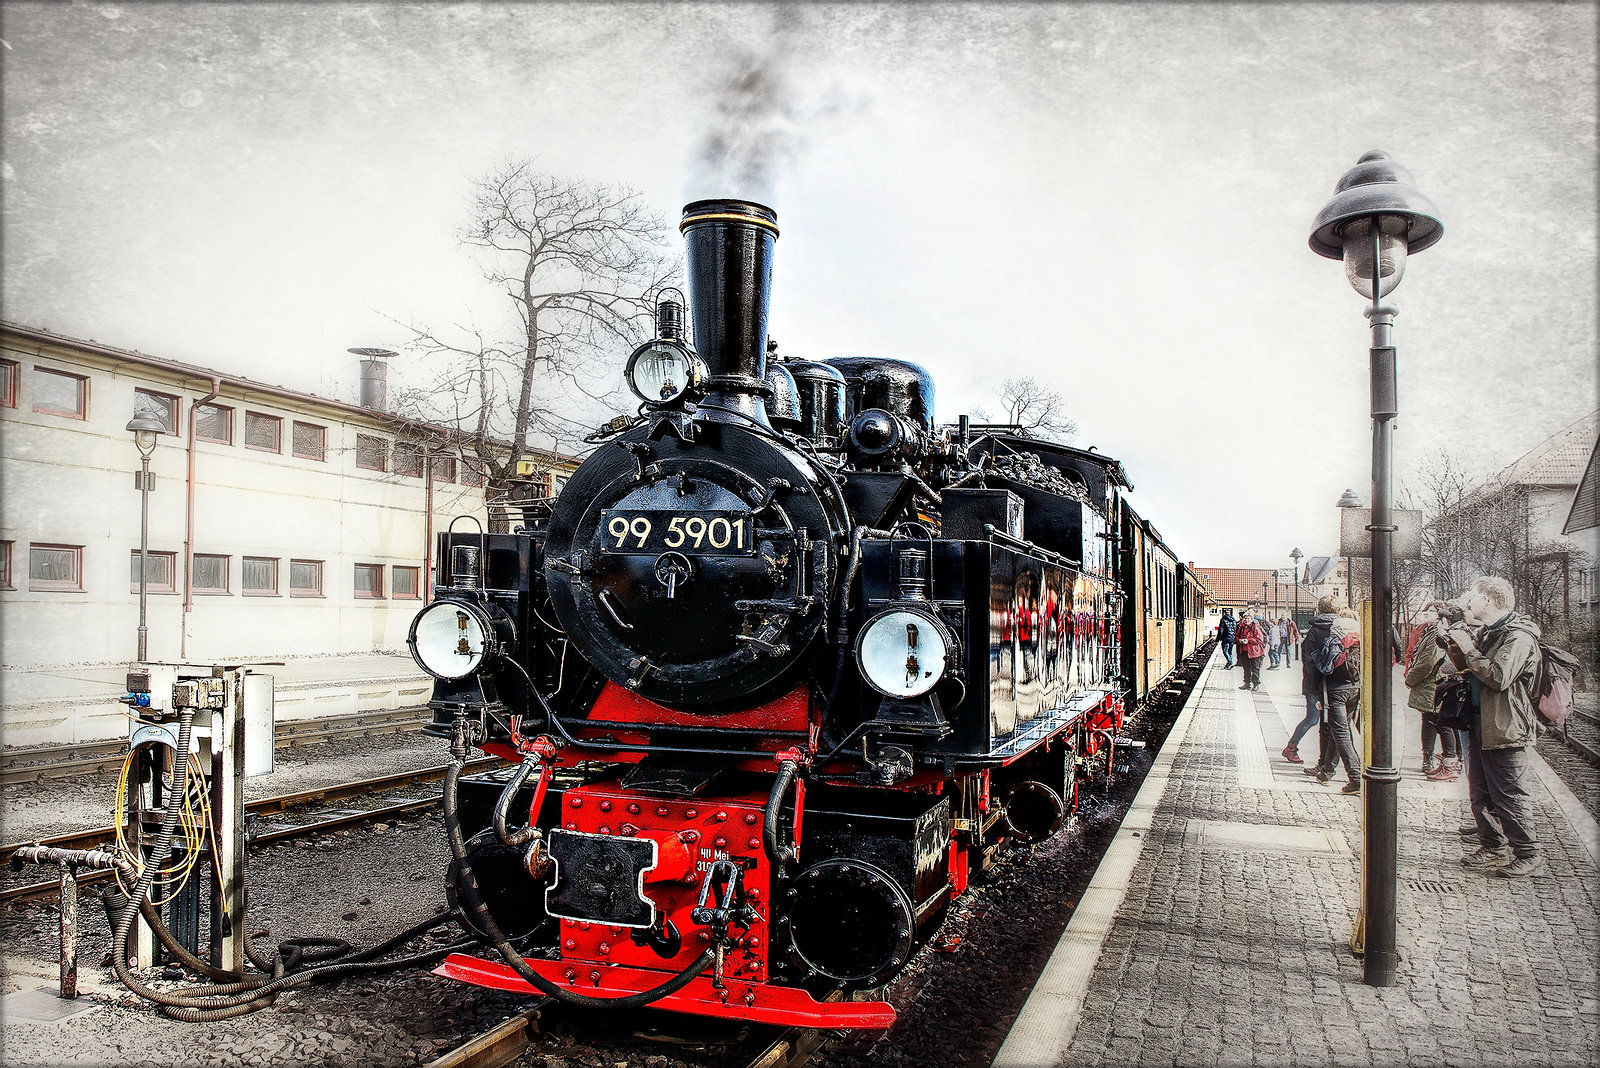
[1404,623,1445,712]
[1451,612,1542,750]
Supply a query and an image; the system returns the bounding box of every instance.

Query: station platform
[1,652,431,748]
[994,649,1600,1068]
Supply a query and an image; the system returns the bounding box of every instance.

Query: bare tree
[394,160,675,499]
[996,377,1078,441]
[1404,448,1590,643]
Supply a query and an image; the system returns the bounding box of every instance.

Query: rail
[0,708,430,786]
[0,757,501,905]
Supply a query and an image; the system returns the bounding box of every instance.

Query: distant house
[1426,409,1598,627]
[1564,437,1600,612]
[1,322,579,668]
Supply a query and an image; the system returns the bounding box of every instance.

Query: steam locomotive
[409,200,1208,1028]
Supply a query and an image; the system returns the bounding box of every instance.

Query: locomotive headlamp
[855,607,954,699]
[408,598,506,681]
[625,340,704,405]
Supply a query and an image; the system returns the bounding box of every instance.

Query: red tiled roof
[1191,566,1319,611]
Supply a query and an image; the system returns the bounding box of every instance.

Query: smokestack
[349,347,398,411]
[680,199,778,423]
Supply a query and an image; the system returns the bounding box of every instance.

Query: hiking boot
[1493,855,1547,878]
[1239,683,1252,690]
[1460,847,1513,869]
[1281,743,1302,764]
[1426,762,1459,782]
[1341,779,1361,794]
[1422,756,1437,775]
[1303,765,1328,778]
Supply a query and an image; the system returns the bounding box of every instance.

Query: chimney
[349,347,398,411]
[680,199,778,424]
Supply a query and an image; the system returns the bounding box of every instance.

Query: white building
[1,322,576,669]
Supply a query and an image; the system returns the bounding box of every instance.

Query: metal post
[1362,220,1400,986]
[59,863,78,999]
[137,456,151,661]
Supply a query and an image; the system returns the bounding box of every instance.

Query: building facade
[1,323,577,669]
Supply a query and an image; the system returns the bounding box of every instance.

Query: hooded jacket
[1450,611,1542,750]
[1217,612,1237,643]
[1404,622,1446,712]
[1301,613,1344,697]
[1237,617,1268,659]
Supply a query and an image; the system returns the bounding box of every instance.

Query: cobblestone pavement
[1030,654,1599,1068]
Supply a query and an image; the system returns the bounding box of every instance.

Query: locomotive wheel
[785,858,915,988]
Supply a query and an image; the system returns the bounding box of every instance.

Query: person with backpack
[1236,608,1268,690]
[1442,575,1544,878]
[1217,608,1238,670]
[1299,595,1362,793]
[1405,602,1458,780]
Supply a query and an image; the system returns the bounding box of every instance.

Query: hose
[763,760,800,866]
[106,710,476,1020]
[493,758,541,847]
[443,719,715,1009]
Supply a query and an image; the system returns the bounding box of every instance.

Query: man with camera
[1441,576,1545,878]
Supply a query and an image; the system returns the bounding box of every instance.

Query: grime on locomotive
[406,198,1202,1027]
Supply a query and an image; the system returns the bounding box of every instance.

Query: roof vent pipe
[350,347,398,412]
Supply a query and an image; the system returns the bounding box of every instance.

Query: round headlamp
[408,598,506,681]
[625,340,704,405]
[855,607,954,699]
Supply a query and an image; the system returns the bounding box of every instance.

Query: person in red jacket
[1236,607,1269,690]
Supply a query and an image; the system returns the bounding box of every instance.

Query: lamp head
[1336,488,1365,509]
[125,411,165,458]
[1309,150,1443,298]
[1290,547,1303,562]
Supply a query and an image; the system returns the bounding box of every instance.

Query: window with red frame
[32,367,87,418]
[354,563,384,598]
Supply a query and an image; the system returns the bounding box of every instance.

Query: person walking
[1266,608,1282,669]
[1300,596,1363,793]
[1237,608,1267,690]
[1444,576,1545,878]
[1281,605,1329,764]
[1277,614,1293,667]
[1217,608,1237,669]
[1405,602,1458,780]
[1285,616,1300,665]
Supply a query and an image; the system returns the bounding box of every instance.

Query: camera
[1439,604,1465,625]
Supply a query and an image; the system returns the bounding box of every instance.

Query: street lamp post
[1337,488,1365,606]
[1310,149,1443,988]
[1291,547,1303,626]
[126,411,165,662]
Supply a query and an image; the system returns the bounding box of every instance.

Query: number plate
[598,510,756,555]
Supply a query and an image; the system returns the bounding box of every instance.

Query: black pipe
[681,199,778,424]
[443,719,715,1008]
[493,758,540,848]
[763,760,801,866]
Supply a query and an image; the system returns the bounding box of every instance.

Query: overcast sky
[3,1,1595,570]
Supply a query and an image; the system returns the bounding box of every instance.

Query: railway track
[0,708,431,786]
[424,1006,826,1068]
[0,757,501,905]
[1559,705,1600,766]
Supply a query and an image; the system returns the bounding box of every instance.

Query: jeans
[1242,655,1262,688]
[1421,709,1458,761]
[1465,726,1540,858]
[1280,640,1292,665]
[1221,640,1235,668]
[1289,693,1321,748]
[1268,644,1281,667]
[1316,686,1361,783]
